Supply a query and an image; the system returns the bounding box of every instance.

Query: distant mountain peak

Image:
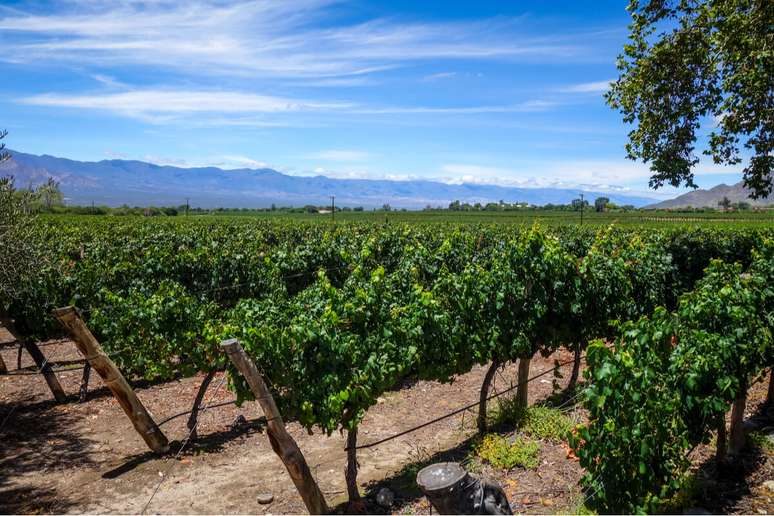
[647,181,773,209]
[1,149,660,209]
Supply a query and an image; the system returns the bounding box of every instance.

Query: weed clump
[474,434,540,470]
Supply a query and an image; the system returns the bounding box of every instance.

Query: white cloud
[217,156,270,169]
[438,159,743,198]
[0,1,592,79]
[353,100,556,115]
[142,154,270,170]
[18,87,555,123]
[306,149,372,162]
[421,72,457,81]
[20,89,353,120]
[91,74,126,89]
[558,80,613,94]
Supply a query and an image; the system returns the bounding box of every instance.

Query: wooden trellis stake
[220,338,329,515]
[0,316,67,403]
[53,306,169,454]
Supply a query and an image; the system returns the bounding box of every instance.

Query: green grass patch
[474,434,540,470]
[520,406,574,441]
[749,431,774,453]
[490,398,574,441]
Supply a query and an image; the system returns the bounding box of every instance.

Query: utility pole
[330,195,335,223]
[579,193,584,225]
[185,197,190,216]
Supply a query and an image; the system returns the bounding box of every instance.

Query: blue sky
[0,0,745,200]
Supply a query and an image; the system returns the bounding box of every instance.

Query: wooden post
[220,339,328,515]
[0,316,67,403]
[53,306,169,454]
[79,362,91,403]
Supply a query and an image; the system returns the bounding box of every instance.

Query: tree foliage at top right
[608,0,773,198]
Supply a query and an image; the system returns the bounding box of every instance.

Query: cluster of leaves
[573,255,774,512]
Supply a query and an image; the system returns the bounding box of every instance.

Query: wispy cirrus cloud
[18,87,555,123]
[0,1,593,80]
[19,89,353,121]
[557,80,613,94]
[352,100,556,115]
[421,71,458,81]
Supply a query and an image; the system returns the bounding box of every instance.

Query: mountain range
[1,149,662,209]
[647,182,774,209]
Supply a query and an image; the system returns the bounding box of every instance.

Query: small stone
[376,487,394,507]
[762,480,774,491]
[257,493,274,505]
[377,397,386,404]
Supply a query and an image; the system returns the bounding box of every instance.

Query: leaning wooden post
[53,306,169,454]
[0,316,67,403]
[220,338,328,515]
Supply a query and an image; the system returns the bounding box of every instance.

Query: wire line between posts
[140,373,229,515]
[349,355,584,451]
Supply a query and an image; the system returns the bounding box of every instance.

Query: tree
[36,177,64,211]
[718,196,732,211]
[607,0,773,198]
[0,133,48,315]
[571,198,589,210]
[594,197,610,212]
[0,130,10,162]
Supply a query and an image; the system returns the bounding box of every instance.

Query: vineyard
[2,216,774,514]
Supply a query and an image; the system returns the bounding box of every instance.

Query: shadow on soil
[331,437,477,515]
[686,402,773,514]
[330,382,587,515]
[101,416,268,479]
[0,393,93,513]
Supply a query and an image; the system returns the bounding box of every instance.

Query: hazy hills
[647,182,773,209]
[0,150,660,209]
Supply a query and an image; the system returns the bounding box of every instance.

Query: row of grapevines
[573,241,774,513]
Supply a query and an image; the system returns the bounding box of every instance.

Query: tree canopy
[607,0,773,198]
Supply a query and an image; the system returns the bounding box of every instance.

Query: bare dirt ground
[1,332,772,515]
